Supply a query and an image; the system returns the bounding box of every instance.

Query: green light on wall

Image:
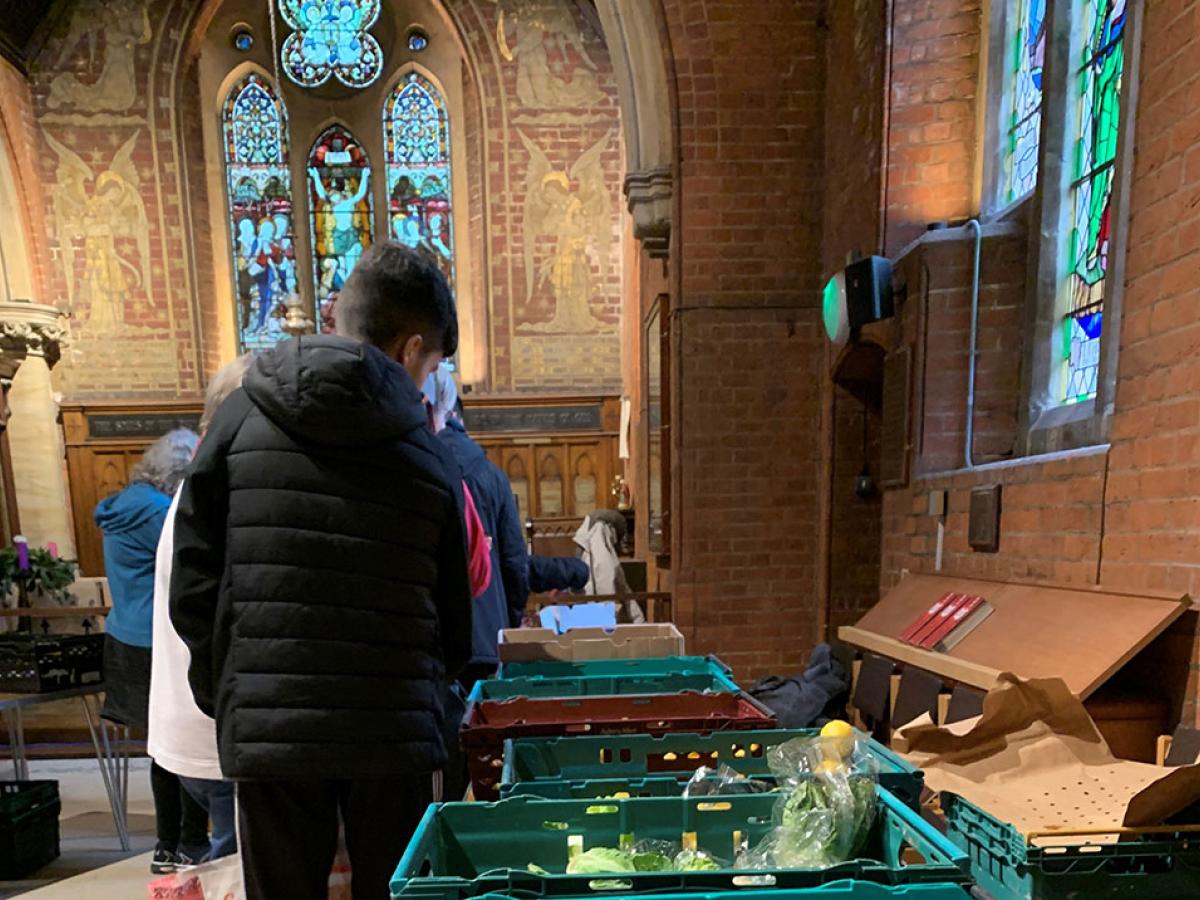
[823,270,848,345]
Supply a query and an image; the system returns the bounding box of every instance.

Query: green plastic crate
[500,729,924,810]
[390,788,971,900]
[472,657,734,700]
[469,884,971,900]
[943,792,1200,900]
[497,656,734,681]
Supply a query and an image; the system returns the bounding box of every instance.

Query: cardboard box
[497,623,685,663]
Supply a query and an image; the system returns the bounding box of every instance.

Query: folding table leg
[12,708,27,781]
[5,712,18,781]
[80,695,130,852]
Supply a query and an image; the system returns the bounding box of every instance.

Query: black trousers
[149,762,210,854]
[238,775,434,900]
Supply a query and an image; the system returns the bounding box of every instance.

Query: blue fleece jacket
[94,481,171,648]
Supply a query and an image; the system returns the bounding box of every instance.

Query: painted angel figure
[45,131,150,334]
[518,129,614,334]
[492,0,604,109]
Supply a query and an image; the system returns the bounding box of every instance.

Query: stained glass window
[281,0,383,89]
[221,73,298,353]
[383,72,456,291]
[1062,0,1126,404]
[1002,0,1045,203]
[307,125,374,330]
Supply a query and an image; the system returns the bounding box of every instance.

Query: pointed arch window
[383,71,456,292]
[307,125,374,330]
[220,73,298,353]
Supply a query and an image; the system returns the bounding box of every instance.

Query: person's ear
[400,333,424,368]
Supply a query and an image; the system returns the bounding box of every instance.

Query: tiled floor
[2,758,157,898]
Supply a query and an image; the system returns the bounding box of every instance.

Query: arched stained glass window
[1002,0,1045,203]
[1062,0,1126,404]
[307,124,374,330]
[281,0,383,89]
[383,72,456,291]
[221,73,298,353]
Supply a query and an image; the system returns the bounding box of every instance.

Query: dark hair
[334,241,458,356]
[453,397,465,419]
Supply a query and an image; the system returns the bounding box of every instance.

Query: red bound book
[900,592,956,644]
[925,595,982,650]
[915,594,967,649]
[935,597,994,653]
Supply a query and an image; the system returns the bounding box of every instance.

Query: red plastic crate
[461,691,775,800]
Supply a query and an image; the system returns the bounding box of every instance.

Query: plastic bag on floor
[148,844,352,900]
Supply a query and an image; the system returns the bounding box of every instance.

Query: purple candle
[14,536,28,571]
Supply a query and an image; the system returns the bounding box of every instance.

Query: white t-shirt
[146,490,224,781]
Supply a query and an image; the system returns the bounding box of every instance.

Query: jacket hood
[94,482,167,535]
[243,335,428,446]
[438,423,488,475]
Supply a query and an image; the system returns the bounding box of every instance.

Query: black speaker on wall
[823,255,895,345]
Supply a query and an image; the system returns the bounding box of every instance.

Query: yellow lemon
[820,719,855,760]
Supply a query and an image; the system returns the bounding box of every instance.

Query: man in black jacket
[170,242,471,900]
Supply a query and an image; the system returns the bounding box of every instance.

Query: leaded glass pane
[384,72,456,292]
[281,0,383,89]
[221,74,297,353]
[307,125,374,330]
[1062,0,1125,405]
[1003,0,1045,203]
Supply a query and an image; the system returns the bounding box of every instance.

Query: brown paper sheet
[893,673,1200,843]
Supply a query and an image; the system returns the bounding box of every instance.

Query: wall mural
[47,0,151,113]
[44,131,150,336]
[469,0,623,391]
[33,0,201,398]
[492,0,604,109]
[518,128,613,335]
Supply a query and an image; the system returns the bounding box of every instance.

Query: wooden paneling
[61,401,203,576]
[63,395,621,574]
[465,395,621,538]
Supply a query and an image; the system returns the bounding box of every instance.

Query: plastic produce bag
[682,764,775,798]
[735,725,879,870]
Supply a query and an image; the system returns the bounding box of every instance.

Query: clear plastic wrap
[682,764,775,797]
[735,730,880,870]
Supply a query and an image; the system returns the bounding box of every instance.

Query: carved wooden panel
[61,401,203,576]
[881,346,912,488]
[536,448,567,517]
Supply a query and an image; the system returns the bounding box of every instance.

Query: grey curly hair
[130,428,199,495]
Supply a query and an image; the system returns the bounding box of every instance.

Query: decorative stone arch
[594,0,675,259]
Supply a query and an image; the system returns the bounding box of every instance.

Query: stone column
[0,301,71,556]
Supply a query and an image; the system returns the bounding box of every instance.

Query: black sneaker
[151,843,177,874]
[174,846,207,869]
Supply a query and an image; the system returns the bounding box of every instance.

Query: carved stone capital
[624,166,673,259]
[0,301,68,378]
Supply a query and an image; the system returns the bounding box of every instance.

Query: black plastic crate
[0,633,105,692]
[0,781,60,878]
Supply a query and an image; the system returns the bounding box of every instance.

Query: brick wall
[823,0,887,274]
[885,0,982,254]
[661,0,826,679]
[847,0,1200,726]
[0,59,50,300]
[829,378,883,636]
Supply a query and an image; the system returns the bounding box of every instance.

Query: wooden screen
[61,401,203,576]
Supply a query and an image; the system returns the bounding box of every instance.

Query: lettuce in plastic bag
[566,847,637,874]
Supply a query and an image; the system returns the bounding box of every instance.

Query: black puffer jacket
[170,335,472,781]
[438,420,528,665]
